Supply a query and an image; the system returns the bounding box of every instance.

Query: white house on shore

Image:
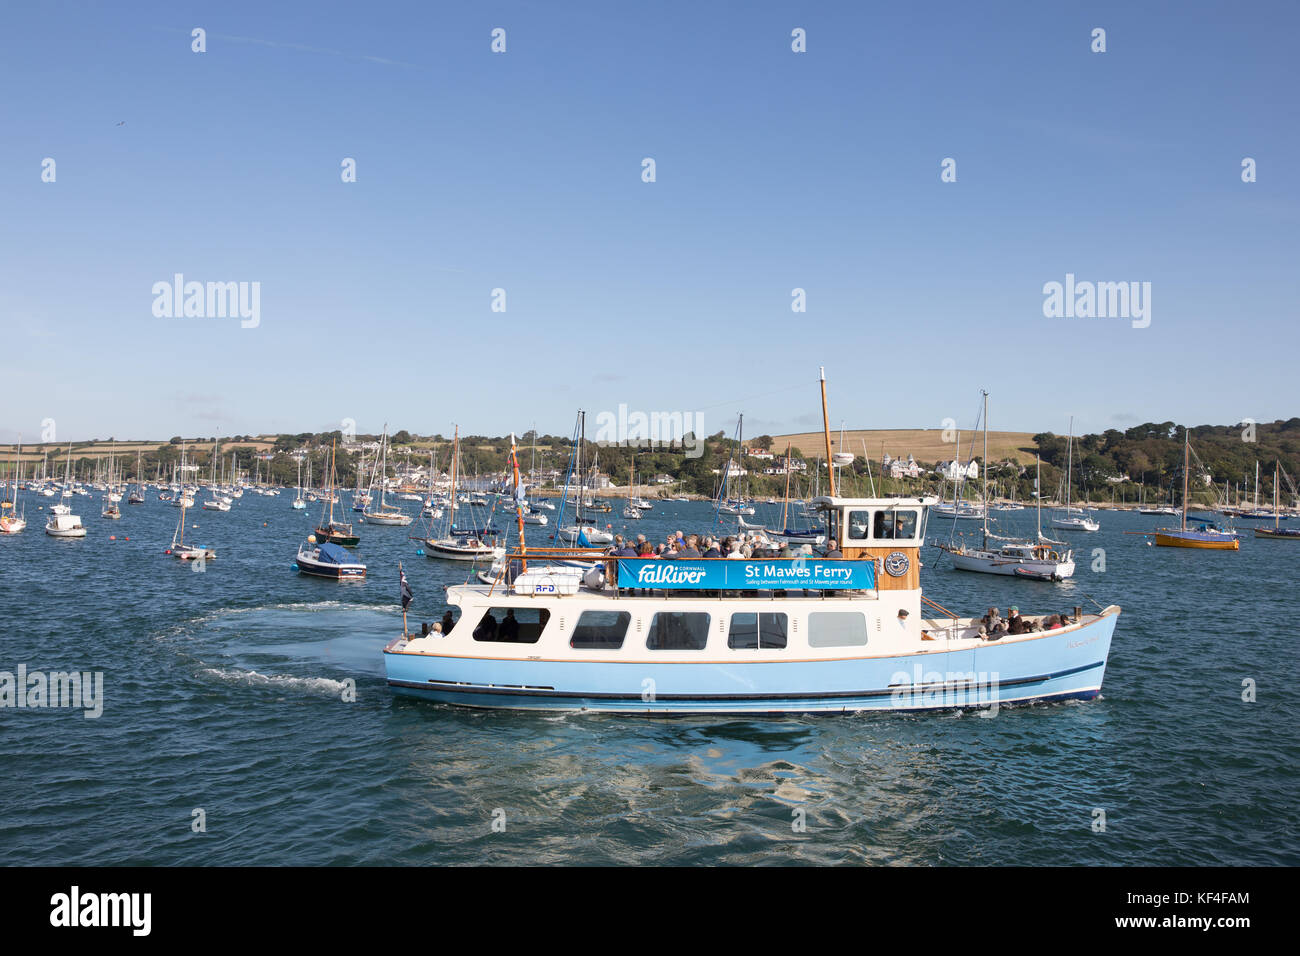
[934,459,980,481]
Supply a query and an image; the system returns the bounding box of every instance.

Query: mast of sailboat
[981,389,989,548]
[1181,427,1190,531]
[1065,417,1074,515]
[449,425,459,533]
[1275,462,1280,529]
[326,438,337,525]
[781,444,792,532]
[1036,455,1043,542]
[819,366,836,497]
[378,426,388,511]
[509,432,527,572]
[576,411,586,529]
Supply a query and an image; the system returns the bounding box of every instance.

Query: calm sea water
[1,493,1295,865]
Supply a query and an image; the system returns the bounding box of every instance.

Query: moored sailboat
[1050,419,1099,532]
[1,438,28,534]
[424,426,504,561]
[1152,429,1238,549]
[936,393,1075,580]
[1253,463,1300,540]
[314,439,360,547]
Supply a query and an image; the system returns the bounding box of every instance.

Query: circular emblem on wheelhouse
[884,551,910,577]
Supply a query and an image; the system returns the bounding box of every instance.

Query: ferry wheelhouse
[384,492,1120,714]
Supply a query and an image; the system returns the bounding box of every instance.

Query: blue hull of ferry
[384,613,1116,715]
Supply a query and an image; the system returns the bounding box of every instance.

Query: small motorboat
[295,538,366,579]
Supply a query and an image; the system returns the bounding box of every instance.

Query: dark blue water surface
[1,494,1295,865]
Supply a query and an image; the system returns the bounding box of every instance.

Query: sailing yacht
[1050,419,1099,532]
[315,440,360,547]
[128,450,145,504]
[425,426,504,561]
[1,439,27,534]
[621,461,641,519]
[767,445,826,546]
[936,393,1074,580]
[167,493,215,560]
[1254,463,1300,539]
[46,446,87,537]
[292,455,307,510]
[363,427,413,526]
[554,413,614,545]
[1151,429,1238,549]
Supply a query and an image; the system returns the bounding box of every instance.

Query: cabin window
[874,509,918,540]
[646,612,711,651]
[807,612,868,648]
[846,510,873,541]
[471,607,549,644]
[569,611,630,649]
[728,613,788,649]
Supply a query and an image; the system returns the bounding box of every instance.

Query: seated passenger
[473,611,498,641]
[499,609,519,642]
[1006,607,1026,635]
[441,611,456,634]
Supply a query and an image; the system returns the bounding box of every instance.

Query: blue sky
[2,0,1296,444]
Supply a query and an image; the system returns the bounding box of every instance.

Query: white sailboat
[1050,418,1099,532]
[937,392,1075,580]
[1,438,28,534]
[292,455,307,510]
[46,445,87,537]
[128,449,145,504]
[167,491,215,560]
[363,426,413,526]
[425,426,503,560]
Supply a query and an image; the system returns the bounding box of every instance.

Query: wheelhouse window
[728,613,788,649]
[846,510,872,541]
[569,610,630,650]
[646,612,711,651]
[874,509,918,540]
[807,612,867,648]
[472,607,549,644]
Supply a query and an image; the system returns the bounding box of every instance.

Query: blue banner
[616,558,875,590]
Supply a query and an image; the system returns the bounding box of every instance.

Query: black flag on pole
[399,564,413,610]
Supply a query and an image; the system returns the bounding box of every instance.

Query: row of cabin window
[468,608,869,650]
[842,508,921,542]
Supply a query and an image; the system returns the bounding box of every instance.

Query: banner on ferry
[616,558,875,591]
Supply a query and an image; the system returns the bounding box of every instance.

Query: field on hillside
[0,438,277,463]
[773,429,1040,464]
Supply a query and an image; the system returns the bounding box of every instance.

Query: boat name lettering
[617,558,874,590]
[634,564,708,585]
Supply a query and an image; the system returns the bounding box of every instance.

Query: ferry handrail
[921,595,960,622]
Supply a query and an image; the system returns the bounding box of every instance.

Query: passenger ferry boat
[384,371,1120,714]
